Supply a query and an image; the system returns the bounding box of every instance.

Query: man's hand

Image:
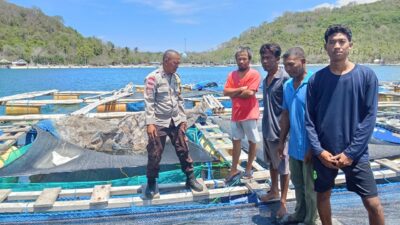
[277,142,286,160]
[180,122,188,132]
[240,86,248,91]
[304,150,313,164]
[331,153,353,168]
[147,124,157,140]
[317,150,339,169]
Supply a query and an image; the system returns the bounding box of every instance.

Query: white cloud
[124,0,201,16]
[172,18,199,25]
[123,0,231,24]
[313,0,381,10]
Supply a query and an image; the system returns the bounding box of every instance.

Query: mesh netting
[0,160,229,191]
[52,102,209,155]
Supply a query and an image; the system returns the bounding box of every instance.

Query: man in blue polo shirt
[278,47,317,225]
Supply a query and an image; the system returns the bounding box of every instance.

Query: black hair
[259,43,281,58]
[235,47,253,60]
[324,24,352,43]
[282,47,306,60]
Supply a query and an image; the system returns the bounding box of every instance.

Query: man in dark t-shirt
[258,43,290,218]
[305,25,385,225]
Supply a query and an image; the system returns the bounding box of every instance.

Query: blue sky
[8,0,379,52]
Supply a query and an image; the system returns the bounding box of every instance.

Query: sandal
[225,171,242,183]
[242,170,253,179]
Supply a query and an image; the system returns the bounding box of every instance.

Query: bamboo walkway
[0,157,398,213]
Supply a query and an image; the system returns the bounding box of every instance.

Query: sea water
[0,65,399,98]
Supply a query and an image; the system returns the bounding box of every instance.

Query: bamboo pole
[0,111,144,122]
[57,91,110,95]
[71,83,134,115]
[0,90,58,103]
[5,98,145,106]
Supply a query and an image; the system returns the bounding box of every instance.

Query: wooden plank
[0,141,16,153]
[83,91,113,100]
[195,123,219,129]
[6,102,45,107]
[0,131,26,153]
[0,114,66,121]
[0,127,31,133]
[58,91,109,95]
[245,180,264,192]
[186,94,263,102]
[7,99,84,105]
[0,131,26,141]
[0,89,58,103]
[252,170,271,181]
[6,180,225,201]
[0,111,144,121]
[0,189,11,203]
[141,183,160,199]
[71,84,133,115]
[370,161,381,170]
[375,158,400,174]
[90,185,111,205]
[335,169,397,184]
[203,133,230,139]
[245,180,268,198]
[4,98,144,105]
[34,188,61,209]
[71,93,132,115]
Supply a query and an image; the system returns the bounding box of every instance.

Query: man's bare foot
[260,191,279,202]
[276,203,287,218]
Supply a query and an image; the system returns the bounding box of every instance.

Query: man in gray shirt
[144,49,203,199]
[259,43,290,218]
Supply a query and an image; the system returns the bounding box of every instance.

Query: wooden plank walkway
[0,125,32,153]
[1,157,397,213]
[195,120,266,172]
[0,179,269,213]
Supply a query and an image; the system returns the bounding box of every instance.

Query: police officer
[144,49,203,198]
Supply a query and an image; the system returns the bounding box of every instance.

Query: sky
[8,0,380,53]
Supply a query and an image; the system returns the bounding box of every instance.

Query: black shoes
[145,174,203,199]
[145,178,159,199]
[186,173,204,192]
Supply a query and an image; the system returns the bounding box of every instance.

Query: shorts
[263,138,289,175]
[231,120,261,143]
[314,158,378,198]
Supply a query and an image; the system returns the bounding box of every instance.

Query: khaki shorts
[263,138,289,175]
[231,120,261,143]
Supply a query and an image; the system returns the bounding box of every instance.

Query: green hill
[1,0,399,65]
[189,0,400,64]
[0,0,162,65]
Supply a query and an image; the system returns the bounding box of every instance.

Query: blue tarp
[372,126,400,144]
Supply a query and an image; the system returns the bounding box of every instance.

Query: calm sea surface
[0,65,399,98]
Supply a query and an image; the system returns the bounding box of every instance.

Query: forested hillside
[189,0,400,64]
[0,0,161,65]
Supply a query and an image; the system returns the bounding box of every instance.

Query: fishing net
[52,100,209,155]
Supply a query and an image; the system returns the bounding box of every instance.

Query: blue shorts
[313,157,378,198]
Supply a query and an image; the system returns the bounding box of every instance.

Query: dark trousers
[146,122,194,179]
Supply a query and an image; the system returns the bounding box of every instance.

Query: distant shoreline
[3,63,400,70]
